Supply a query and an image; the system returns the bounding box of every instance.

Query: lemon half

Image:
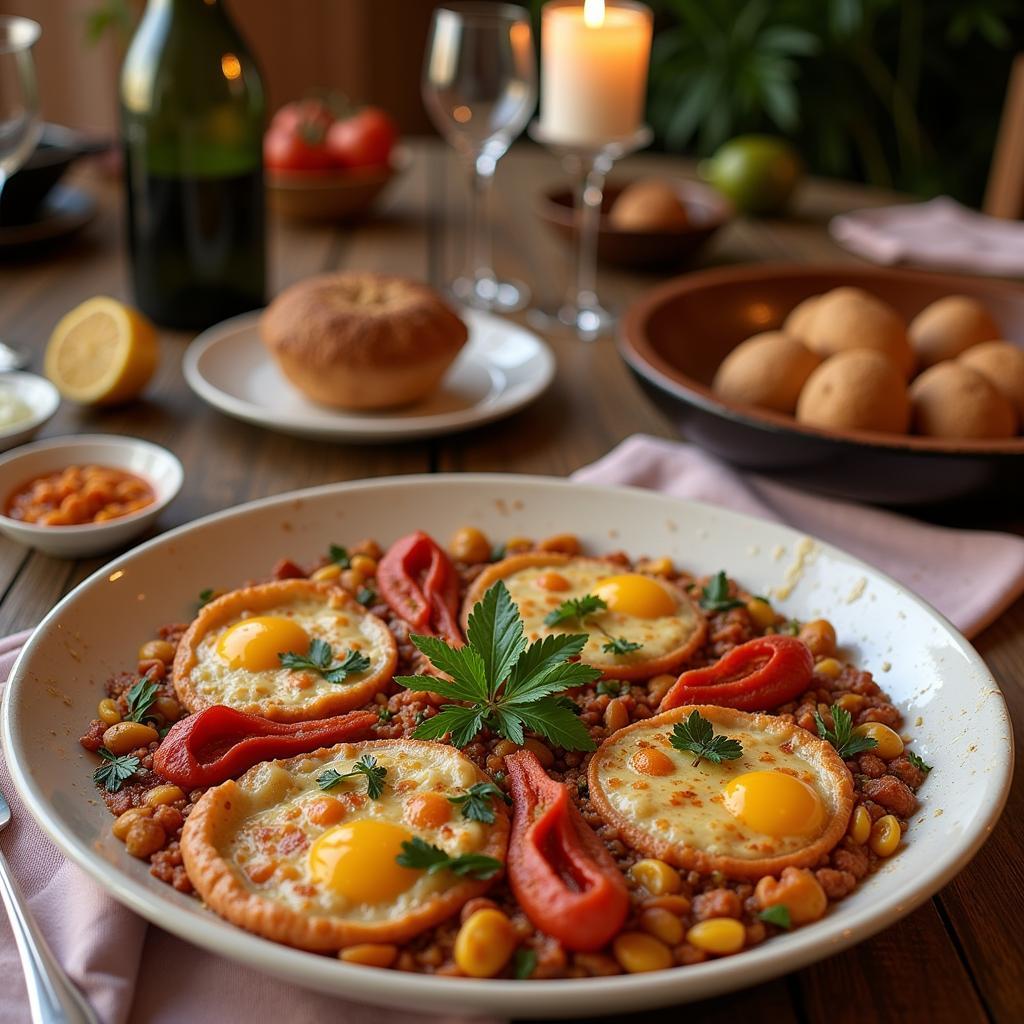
[44,297,158,405]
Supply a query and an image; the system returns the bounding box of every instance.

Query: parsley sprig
[907,750,932,773]
[670,710,744,768]
[396,836,503,879]
[813,705,878,760]
[396,581,599,751]
[92,747,141,792]
[317,754,387,799]
[279,639,371,684]
[448,781,510,824]
[124,677,159,724]
[758,904,792,930]
[544,593,645,658]
[699,572,745,613]
[328,544,351,568]
[513,948,537,979]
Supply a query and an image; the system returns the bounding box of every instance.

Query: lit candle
[540,0,652,146]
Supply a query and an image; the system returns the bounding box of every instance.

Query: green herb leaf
[396,581,600,751]
[376,705,393,724]
[513,948,537,980]
[759,904,792,929]
[491,544,507,562]
[317,754,387,799]
[596,679,624,697]
[448,781,509,824]
[699,572,744,612]
[544,594,608,628]
[395,837,503,879]
[782,619,801,636]
[328,544,351,568]
[198,587,215,607]
[670,710,744,767]
[813,705,878,759]
[356,586,377,606]
[124,677,159,724]
[602,636,643,655]
[92,747,141,793]
[906,750,932,773]
[279,638,371,685]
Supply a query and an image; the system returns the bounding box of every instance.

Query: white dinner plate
[1,476,1012,1018]
[182,309,555,442]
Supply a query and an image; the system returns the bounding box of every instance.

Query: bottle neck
[143,0,235,27]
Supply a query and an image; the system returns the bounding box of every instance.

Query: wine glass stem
[567,154,609,316]
[467,153,498,290]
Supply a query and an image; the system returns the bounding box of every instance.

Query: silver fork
[0,786,100,1024]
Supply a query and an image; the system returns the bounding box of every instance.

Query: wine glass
[423,3,536,313]
[0,17,42,200]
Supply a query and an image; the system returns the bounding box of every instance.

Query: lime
[699,135,803,216]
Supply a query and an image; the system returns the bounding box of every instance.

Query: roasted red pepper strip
[659,634,814,713]
[152,706,376,789]
[505,749,629,952]
[377,530,462,644]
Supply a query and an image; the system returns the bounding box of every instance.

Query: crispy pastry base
[172,578,397,722]
[462,552,707,681]
[181,739,510,952]
[587,704,854,880]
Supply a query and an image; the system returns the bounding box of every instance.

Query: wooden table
[0,139,1020,1023]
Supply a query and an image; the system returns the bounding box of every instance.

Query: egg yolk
[308,820,420,904]
[216,616,310,672]
[723,771,825,838]
[594,574,676,619]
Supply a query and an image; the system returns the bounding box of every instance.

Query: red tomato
[326,107,397,169]
[263,126,333,172]
[269,98,335,137]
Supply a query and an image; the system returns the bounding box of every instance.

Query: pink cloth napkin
[0,626,495,1024]
[571,435,1024,639]
[829,196,1024,277]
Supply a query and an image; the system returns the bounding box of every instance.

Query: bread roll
[712,331,821,414]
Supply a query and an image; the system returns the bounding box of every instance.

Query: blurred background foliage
[643,0,1022,204]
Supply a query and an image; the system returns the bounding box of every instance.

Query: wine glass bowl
[423,3,537,313]
[0,17,42,192]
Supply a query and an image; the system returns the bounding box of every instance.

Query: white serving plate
[182,309,555,442]
[0,371,60,452]
[0,476,1012,1018]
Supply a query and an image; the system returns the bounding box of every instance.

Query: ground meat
[857,753,888,778]
[857,704,901,728]
[887,754,928,790]
[832,844,870,880]
[862,775,917,818]
[692,888,741,920]
[816,867,857,900]
[271,558,305,580]
[79,719,105,752]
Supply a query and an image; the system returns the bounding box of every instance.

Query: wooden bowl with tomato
[265,99,403,222]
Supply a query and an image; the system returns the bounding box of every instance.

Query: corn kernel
[870,814,902,857]
[629,859,682,896]
[311,563,342,582]
[853,722,904,760]
[450,527,492,564]
[138,639,176,663]
[97,698,121,726]
[849,805,871,845]
[144,785,184,807]
[835,692,865,712]
[504,535,533,553]
[612,932,672,973]
[640,907,684,946]
[112,806,152,841]
[538,533,581,556]
[686,917,746,956]
[350,554,377,577]
[102,721,158,755]
[641,557,674,577]
[339,943,398,968]
[815,657,842,679]
[746,598,776,630]
[798,619,836,658]
[454,909,518,978]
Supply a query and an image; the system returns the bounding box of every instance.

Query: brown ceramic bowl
[267,149,407,222]
[620,264,1024,505]
[538,178,732,269]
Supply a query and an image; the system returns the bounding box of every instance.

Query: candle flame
[583,0,605,28]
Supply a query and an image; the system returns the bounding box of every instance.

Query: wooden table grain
[1,139,1019,1024]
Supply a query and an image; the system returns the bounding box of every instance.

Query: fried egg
[173,579,397,722]
[180,739,510,951]
[587,705,853,878]
[462,553,706,680]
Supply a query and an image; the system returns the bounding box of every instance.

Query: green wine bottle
[121,0,266,330]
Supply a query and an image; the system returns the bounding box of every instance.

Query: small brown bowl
[267,150,407,222]
[620,264,1024,506]
[537,178,732,269]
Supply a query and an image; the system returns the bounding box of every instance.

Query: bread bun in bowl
[909,296,1000,369]
[796,349,910,434]
[712,331,821,414]
[782,295,820,343]
[608,179,690,232]
[957,341,1024,421]
[260,272,468,410]
[910,362,1017,440]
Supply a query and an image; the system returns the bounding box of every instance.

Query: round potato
[909,296,1000,369]
[802,287,914,378]
[782,295,820,343]
[712,331,821,413]
[910,362,1017,440]
[608,179,689,231]
[958,341,1024,421]
[796,349,910,434]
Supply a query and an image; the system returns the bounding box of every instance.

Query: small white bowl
[0,434,183,557]
[0,372,60,452]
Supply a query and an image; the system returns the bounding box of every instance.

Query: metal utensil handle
[0,849,100,1024]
